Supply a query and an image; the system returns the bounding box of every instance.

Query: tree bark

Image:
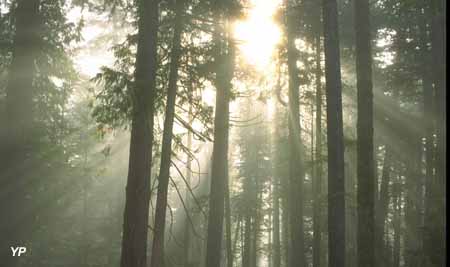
[183,94,193,267]
[354,0,375,266]
[3,0,40,162]
[322,0,346,266]
[0,1,40,265]
[119,1,158,266]
[272,141,281,267]
[204,14,234,267]
[243,214,252,267]
[312,28,323,267]
[419,4,436,266]
[285,1,306,266]
[428,0,446,266]
[344,147,357,267]
[225,167,233,267]
[251,190,260,267]
[149,1,184,266]
[281,186,290,267]
[404,137,422,267]
[376,147,392,267]
[268,183,273,267]
[392,173,401,267]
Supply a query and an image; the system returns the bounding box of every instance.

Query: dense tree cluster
[0,0,445,267]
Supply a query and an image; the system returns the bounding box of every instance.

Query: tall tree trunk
[279,106,291,267]
[376,147,392,267]
[404,138,422,267]
[251,190,260,267]
[322,0,346,266]
[204,15,234,267]
[345,147,357,267]
[268,182,273,267]
[275,98,290,267]
[2,0,39,165]
[81,148,89,267]
[354,0,375,266]
[392,173,401,267]
[243,214,252,267]
[272,107,282,267]
[0,0,40,265]
[312,29,323,267]
[285,1,306,266]
[419,4,436,266]
[232,215,241,265]
[428,0,446,266]
[225,167,233,267]
[272,177,281,267]
[422,89,434,267]
[281,193,290,267]
[119,0,158,266]
[150,1,184,266]
[184,98,193,267]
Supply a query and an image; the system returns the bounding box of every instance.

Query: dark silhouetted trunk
[345,147,357,267]
[376,147,392,267]
[204,14,234,267]
[2,0,39,163]
[81,149,89,267]
[184,105,193,267]
[119,1,158,266]
[404,137,422,267]
[272,150,281,267]
[427,0,446,266]
[281,181,290,267]
[354,0,375,266]
[285,1,306,266]
[0,1,40,265]
[419,4,436,266]
[150,1,184,266]
[312,28,323,267]
[232,215,241,265]
[225,167,233,267]
[268,182,273,267]
[243,214,252,267]
[322,0,346,266]
[392,173,401,267]
[252,190,260,267]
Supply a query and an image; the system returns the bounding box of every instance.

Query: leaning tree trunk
[354,0,375,266]
[150,1,184,266]
[322,0,346,266]
[119,0,158,266]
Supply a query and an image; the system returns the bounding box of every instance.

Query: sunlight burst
[234,0,282,69]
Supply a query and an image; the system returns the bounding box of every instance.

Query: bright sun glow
[234,0,282,70]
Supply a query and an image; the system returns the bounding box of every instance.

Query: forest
[0,0,446,267]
